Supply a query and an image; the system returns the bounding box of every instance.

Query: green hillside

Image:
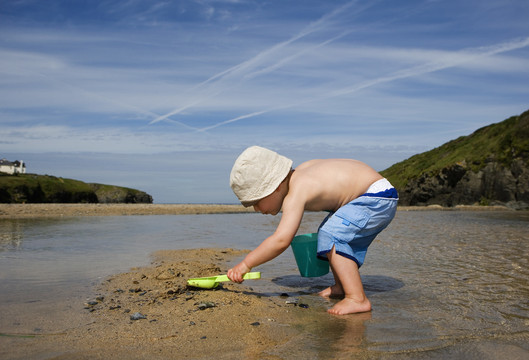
[0,173,152,204]
[381,109,529,190]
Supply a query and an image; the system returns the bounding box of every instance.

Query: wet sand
[1,248,308,359]
[0,203,511,219]
[0,203,254,218]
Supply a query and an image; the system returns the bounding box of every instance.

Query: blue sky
[1,0,528,203]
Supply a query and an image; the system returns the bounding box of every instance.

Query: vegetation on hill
[0,173,152,204]
[381,109,529,190]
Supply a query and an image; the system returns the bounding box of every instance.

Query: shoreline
[0,203,254,218]
[0,203,515,218]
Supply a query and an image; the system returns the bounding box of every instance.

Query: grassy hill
[0,173,152,204]
[381,109,529,190]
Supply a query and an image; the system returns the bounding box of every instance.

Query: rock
[384,109,529,209]
[197,302,216,310]
[130,312,147,320]
[399,159,529,209]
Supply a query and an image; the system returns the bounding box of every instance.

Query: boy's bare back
[288,159,383,213]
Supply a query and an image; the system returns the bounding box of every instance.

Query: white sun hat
[230,146,293,207]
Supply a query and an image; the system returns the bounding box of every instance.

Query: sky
[1,0,528,204]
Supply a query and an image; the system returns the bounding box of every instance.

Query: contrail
[198,36,529,131]
[197,110,270,132]
[244,28,357,80]
[149,0,363,125]
[327,36,529,99]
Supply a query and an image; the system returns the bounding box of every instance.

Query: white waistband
[366,178,393,194]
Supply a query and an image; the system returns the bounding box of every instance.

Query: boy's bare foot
[327,297,371,315]
[318,285,344,298]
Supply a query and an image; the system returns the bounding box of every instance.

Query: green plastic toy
[187,272,261,289]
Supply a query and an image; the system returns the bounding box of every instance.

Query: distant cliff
[381,109,529,209]
[0,174,153,204]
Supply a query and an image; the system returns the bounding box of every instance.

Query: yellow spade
[187,272,261,289]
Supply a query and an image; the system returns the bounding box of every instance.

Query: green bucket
[290,233,330,277]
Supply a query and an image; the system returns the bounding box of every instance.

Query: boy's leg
[317,262,344,298]
[325,246,371,315]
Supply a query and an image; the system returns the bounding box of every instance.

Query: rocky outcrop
[384,109,529,209]
[90,184,153,204]
[398,158,529,209]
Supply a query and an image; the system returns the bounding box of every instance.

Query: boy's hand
[227,261,251,283]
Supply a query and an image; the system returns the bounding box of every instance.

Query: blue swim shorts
[317,178,398,268]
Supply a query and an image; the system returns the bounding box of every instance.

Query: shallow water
[0,210,528,358]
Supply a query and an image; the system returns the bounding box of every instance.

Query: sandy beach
[0,203,512,219]
[1,248,315,359]
[0,203,254,218]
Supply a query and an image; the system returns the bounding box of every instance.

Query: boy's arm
[227,193,305,282]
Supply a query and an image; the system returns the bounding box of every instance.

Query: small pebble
[197,302,216,310]
[250,322,260,326]
[299,303,309,309]
[189,321,196,325]
[130,312,147,321]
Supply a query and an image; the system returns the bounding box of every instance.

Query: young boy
[227,146,398,315]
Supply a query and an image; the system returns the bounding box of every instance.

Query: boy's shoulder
[295,158,326,171]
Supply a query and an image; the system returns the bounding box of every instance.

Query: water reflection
[271,274,404,295]
[361,210,529,356]
[0,220,23,251]
[330,312,372,358]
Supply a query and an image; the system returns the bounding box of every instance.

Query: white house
[0,159,26,174]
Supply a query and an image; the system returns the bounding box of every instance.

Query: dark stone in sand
[197,302,216,310]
